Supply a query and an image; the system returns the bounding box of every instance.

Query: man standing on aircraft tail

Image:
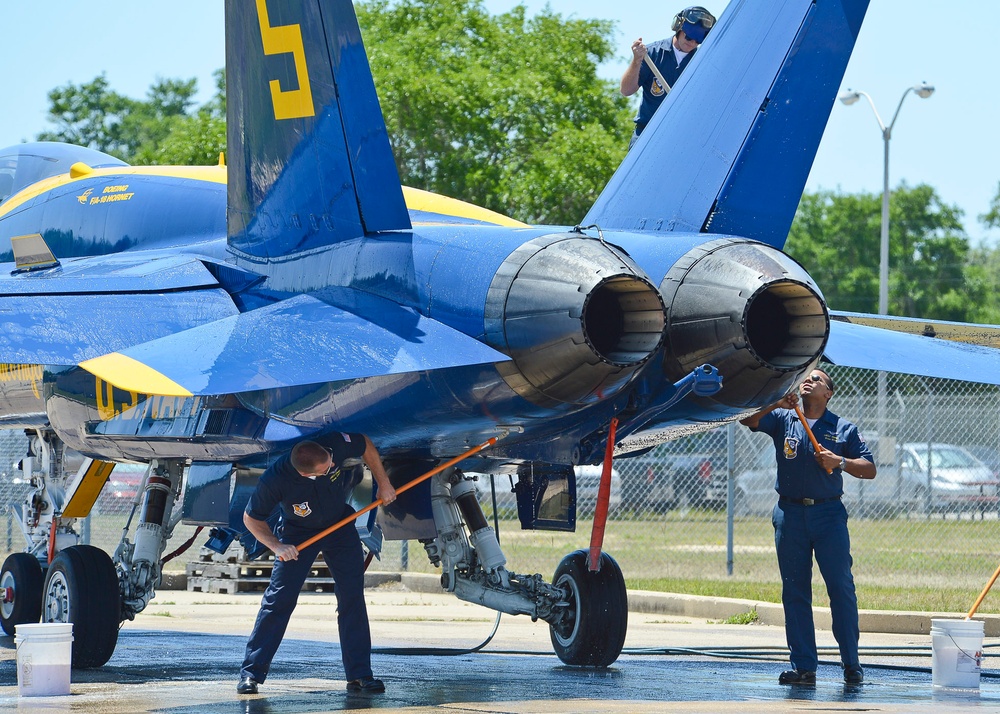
[238,436,397,695]
[620,6,716,148]
[740,369,876,686]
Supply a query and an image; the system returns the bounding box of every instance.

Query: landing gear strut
[424,468,629,666]
[4,427,187,667]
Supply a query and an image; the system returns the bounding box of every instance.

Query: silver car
[896,442,999,513]
[735,441,998,517]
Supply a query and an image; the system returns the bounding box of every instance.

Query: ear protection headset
[671,6,715,33]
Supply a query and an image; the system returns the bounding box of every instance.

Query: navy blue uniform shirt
[246,432,367,543]
[751,408,874,501]
[634,38,697,133]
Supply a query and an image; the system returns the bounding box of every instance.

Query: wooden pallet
[186,549,337,593]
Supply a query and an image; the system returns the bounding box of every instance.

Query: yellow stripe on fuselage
[0,164,227,219]
[0,161,521,227]
[401,186,527,227]
[79,353,192,397]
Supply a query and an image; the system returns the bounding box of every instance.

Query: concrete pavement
[0,574,996,713]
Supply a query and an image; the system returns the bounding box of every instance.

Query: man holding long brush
[237,436,396,695]
[741,369,876,686]
[620,6,716,147]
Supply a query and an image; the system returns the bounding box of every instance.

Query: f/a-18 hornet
[1,0,997,668]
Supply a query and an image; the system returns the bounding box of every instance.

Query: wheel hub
[44,571,71,622]
[550,573,581,646]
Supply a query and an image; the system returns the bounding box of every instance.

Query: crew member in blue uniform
[237,435,397,695]
[620,6,716,147]
[740,369,876,685]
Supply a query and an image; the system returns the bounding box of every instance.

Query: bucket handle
[944,628,983,662]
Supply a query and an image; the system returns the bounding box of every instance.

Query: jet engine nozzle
[486,234,665,407]
[660,239,829,408]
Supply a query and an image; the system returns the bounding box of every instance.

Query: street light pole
[838,83,933,475]
[838,83,935,315]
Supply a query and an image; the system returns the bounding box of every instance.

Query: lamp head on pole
[914,82,935,99]
[838,89,861,105]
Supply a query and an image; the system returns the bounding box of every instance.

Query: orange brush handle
[794,403,832,474]
[967,561,1000,620]
[291,436,500,555]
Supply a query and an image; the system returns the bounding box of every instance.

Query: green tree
[979,181,1000,229]
[787,184,986,321]
[357,0,632,224]
[37,74,198,162]
[134,70,227,166]
[966,243,1000,324]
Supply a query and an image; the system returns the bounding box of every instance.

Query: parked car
[619,429,729,511]
[733,447,779,516]
[95,463,147,514]
[735,441,999,517]
[474,464,622,518]
[965,445,1000,480]
[896,442,999,513]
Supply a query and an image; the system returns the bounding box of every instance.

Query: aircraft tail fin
[226,0,410,259]
[585,0,869,248]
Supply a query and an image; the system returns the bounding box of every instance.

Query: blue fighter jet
[0,0,998,669]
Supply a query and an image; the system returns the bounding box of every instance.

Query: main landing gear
[0,428,185,668]
[423,468,628,666]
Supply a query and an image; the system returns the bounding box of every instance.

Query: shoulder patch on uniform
[341,433,351,442]
[292,501,312,518]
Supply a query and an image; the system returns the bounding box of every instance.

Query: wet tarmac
[0,585,997,713]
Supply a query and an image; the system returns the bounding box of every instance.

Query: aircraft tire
[42,545,121,668]
[0,553,44,635]
[548,549,628,667]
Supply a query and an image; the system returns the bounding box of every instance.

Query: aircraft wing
[825,320,1000,386]
[831,311,1000,349]
[79,290,510,396]
[0,255,238,364]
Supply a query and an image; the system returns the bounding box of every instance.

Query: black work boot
[778,669,816,685]
[844,664,864,684]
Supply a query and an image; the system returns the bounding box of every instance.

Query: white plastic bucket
[931,618,984,689]
[14,622,73,697]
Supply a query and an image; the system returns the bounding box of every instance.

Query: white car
[735,441,999,517]
[896,442,998,513]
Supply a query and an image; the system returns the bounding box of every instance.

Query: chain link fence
[3,366,999,613]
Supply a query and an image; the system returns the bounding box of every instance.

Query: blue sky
[3,1,998,243]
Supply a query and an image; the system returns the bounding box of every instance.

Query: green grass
[431,509,1000,614]
[8,506,999,616]
[714,608,760,625]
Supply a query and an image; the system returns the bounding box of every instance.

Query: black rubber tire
[0,553,44,635]
[42,545,121,668]
[548,549,628,667]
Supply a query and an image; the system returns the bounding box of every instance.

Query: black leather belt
[779,495,841,506]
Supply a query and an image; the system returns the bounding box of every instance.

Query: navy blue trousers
[240,524,372,683]
[772,499,860,672]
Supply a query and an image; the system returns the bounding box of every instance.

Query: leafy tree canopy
[36,69,225,166]
[787,184,998,322]
[357,0,632,224]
